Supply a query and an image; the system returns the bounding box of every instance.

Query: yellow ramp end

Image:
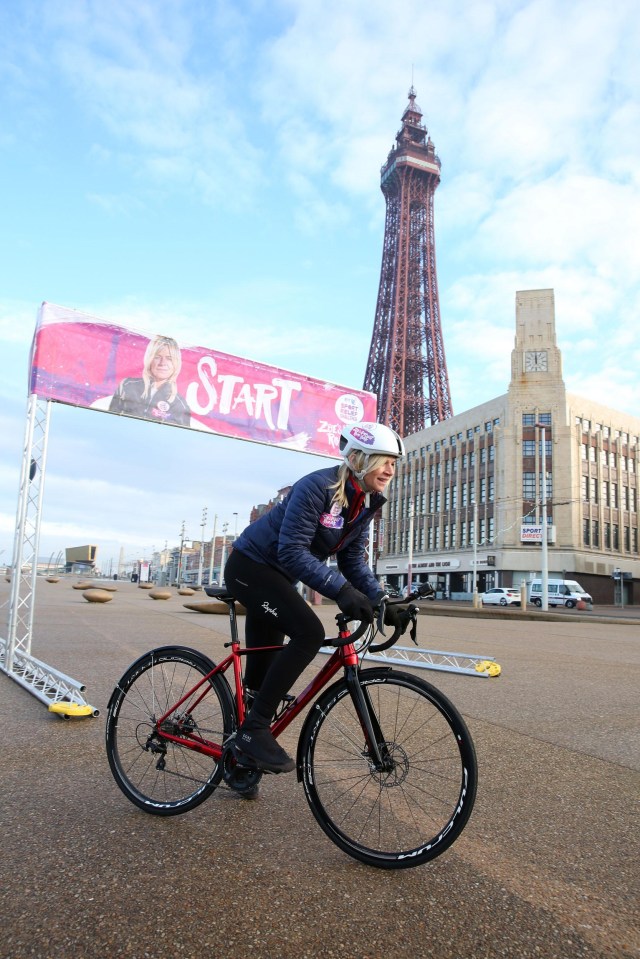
[475,660,502,677]
[48,702,95,717]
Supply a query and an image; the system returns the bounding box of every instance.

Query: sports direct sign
[29,302,377,458]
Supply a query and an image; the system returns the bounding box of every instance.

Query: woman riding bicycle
[224,421,405,774]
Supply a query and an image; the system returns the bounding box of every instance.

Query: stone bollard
[149,589,172,601]
[82,588,114,604]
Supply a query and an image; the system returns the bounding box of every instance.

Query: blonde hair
[142,335,182,402]
[330,452,395,509]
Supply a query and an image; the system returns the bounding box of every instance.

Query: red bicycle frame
[153,626,360,760]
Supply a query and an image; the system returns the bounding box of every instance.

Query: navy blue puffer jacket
[232,466,384,601]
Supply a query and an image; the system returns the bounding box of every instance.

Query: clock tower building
[377,286,640,606]
[510,288,563,382]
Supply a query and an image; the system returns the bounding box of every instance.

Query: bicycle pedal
[229,741,260,771]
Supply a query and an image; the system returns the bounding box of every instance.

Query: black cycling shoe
[236,725,296,774]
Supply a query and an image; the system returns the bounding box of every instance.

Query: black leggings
[224,549,326,725]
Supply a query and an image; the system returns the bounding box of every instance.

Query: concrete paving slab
[1,579,638,959]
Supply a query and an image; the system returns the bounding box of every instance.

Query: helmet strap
[346,454,372,506]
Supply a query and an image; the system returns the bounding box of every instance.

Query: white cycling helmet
[340,422,405,481]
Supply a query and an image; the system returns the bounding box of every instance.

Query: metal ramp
[321,643,501,677]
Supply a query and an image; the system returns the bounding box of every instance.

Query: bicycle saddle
[204,586,236,603]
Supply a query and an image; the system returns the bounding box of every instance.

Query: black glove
[336,584,374,623]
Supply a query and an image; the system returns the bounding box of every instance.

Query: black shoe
[236,725,296,774]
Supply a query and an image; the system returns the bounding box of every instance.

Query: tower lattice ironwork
[364,88,453,434]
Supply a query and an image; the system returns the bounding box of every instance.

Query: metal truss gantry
[321,641,500,678]
[364,87,453,435]
[0,394,98,716]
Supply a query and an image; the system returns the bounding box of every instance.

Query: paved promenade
[1,579,638,959]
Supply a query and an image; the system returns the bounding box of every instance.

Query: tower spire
[364,88,453,434]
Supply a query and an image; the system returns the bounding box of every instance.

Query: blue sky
[1,0,638,572]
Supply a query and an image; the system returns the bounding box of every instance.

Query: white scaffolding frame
[0,395,98,716]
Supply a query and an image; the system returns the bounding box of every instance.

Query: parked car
[481,587,521,607]
[529,579,592,608]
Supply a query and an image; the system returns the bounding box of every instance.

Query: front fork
[344,665,392,771]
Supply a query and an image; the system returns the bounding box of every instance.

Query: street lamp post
[177,520,186,586]
[535,423,549,611]
[407,504,414,595]
[472,500,479,608]
[207,514,217,585]
[198,507,207,587]
[219,522,229,586]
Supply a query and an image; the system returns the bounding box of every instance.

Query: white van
[529,579,592,608]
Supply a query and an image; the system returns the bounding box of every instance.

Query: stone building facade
[377,290,640,605]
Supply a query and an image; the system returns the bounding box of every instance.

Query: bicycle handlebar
[332,583,433,649]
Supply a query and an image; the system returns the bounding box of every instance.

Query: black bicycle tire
[299,668,477,869]
[106,645,235,816]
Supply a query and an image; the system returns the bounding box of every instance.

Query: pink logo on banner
[29,302,378,459]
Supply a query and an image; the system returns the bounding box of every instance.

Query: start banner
[29,302,377,458]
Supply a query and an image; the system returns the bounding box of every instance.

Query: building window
[488,517,494,542]
[485,421,492,432]
[592,520,599,547]
[604,523,611,549]
[582,476,588,501]
[583,519,590,546]
[523,441,536,456]
[488,476,495,501]
[613,525,619,550]
[480,478,486,503]
[538,413,552,425]
[523,472,536,499]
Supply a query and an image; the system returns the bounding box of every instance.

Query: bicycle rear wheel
[106,646,235,815]
[299,668,477,869]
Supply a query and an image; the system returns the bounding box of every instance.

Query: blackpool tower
[364,88,453,434]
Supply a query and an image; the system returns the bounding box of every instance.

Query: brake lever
[376,596,388,637]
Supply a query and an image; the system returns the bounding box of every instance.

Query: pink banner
[29,302,377,458]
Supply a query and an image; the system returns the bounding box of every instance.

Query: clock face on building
[524,350,548,372]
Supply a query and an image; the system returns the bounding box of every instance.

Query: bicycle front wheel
[106,646,235,815]
[299,668,477,869]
